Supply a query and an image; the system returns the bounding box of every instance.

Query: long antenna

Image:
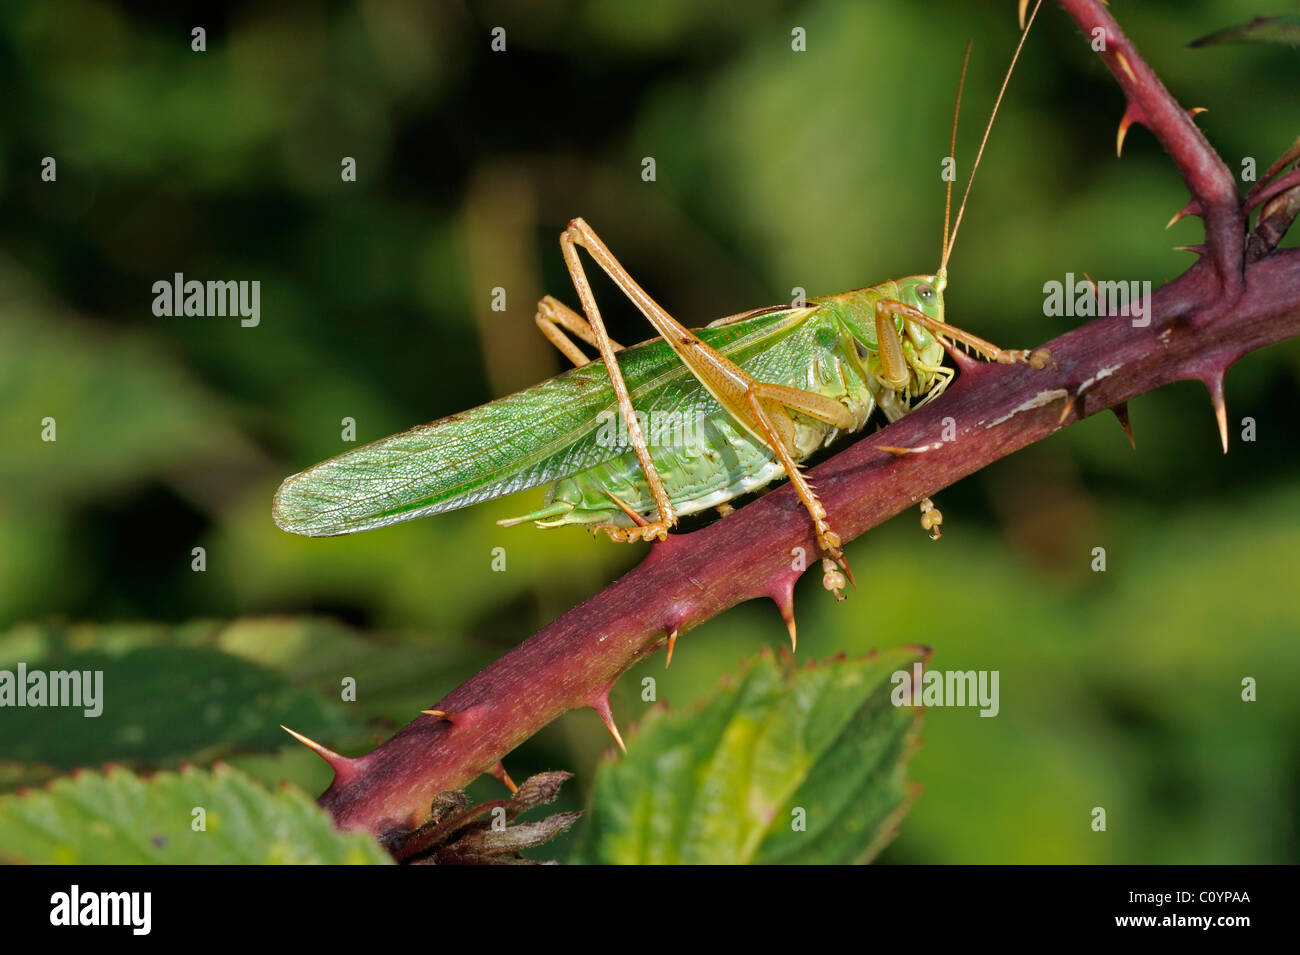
[941,41,973,270]
[938,0,1042,283]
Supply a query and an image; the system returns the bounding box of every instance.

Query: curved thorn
[1057,391,1078,426]
[1115,48,1136,83]
[489,761,519,794]
[280,724,336,761]
[1166,200,1203,230]
[1205,375,1229,454]
[1110,402,1136,450]
[1116,110,1135,158]
[280,725,359,783]
[778,597,797,653]
[766,572,799,651]
[590,693,626,753]
[875,442,941,456]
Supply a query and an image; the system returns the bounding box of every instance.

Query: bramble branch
[296,0,1300,845]
[1055,0,1245,297]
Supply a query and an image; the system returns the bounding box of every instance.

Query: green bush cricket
[273,2,1051,602]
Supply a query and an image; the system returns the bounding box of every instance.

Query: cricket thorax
[511,286,964,530]
[818,279,950,406]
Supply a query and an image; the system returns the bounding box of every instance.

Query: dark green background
[1,0,1296,862]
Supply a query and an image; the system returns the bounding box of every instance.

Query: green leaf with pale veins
[0,764,391,864]
[576,646,926,864]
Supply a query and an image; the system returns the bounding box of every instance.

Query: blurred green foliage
[0,0,1296,863]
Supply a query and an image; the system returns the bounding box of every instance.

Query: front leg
[875,298,1053,369]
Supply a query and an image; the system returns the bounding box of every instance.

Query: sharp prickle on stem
[281,725,359,784]
[589,692,626,753]
[1111,403,1136,449]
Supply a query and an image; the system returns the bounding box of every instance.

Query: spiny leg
[876,298,1053,369]
[563,219,858,591]
[874,365,954,432]
[534,294,624,368]
[559,224,676,539]
[597,490,669,543]
[912,365,955,409]
[873,299,1037,538]
[744,385,855,599]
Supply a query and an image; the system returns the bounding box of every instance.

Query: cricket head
[898,273,945,326]
[834,275,948,398]
[892,274,948,390]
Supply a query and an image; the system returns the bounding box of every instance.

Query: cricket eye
[917,284,935,302]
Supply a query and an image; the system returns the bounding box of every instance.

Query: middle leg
[561,218,858,591]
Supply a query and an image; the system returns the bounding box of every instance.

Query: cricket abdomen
[521,318,880,528]
[538,417,792,526]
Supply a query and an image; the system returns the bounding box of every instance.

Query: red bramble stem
[304,1,1300,842]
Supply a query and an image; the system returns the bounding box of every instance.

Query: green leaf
[1189,15,1300,48]
[0,637,359,768]
[0,765,391,864]
[576,646,925,864]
